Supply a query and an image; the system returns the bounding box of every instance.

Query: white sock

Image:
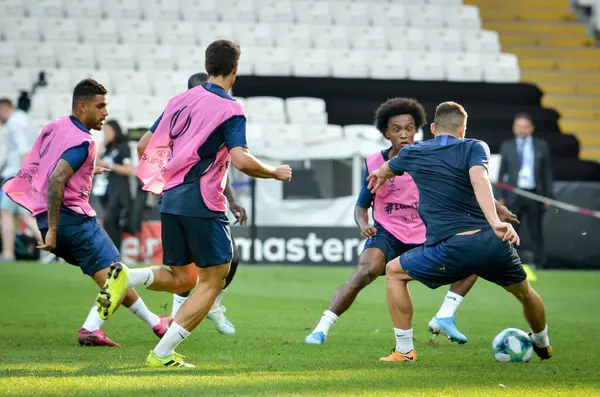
[436,291,464,318]
[532,325,550,348]
[171,294,189,317]
[153,321,190,358]
[313,310,338,335]
[394,328,414,354]
[82,306,104,331]
[128,297,161,328]
[127,268,155,288]
[210,289,226,313]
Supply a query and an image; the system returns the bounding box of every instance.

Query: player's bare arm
[137,130,153,160]
[495,200,519,225]
[224,178,247,225]
[354,206,376,238]
[230,146,292,181]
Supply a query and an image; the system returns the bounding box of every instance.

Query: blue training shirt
[36,116,93,229]
[150,82,247,218]
[388,135,491,246]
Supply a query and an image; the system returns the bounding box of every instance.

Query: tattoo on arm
[47,160,75,231]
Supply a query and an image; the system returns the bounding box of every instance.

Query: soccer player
[168,72,247,335]
[2,79,172,347]
[305,98,518,345]
[97,40,292,368]
[368,102,552,362]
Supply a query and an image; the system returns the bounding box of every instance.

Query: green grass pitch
[0,263,599,397]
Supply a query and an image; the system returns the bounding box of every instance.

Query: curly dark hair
[374,97,427,136]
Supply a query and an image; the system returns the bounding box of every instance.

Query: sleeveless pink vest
[365,151,425,244]
[2,116,97,217]
[137,85,245,212]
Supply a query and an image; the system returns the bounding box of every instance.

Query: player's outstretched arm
[137,131,153,160]
[230,147,291,181]
[39,159,75,251]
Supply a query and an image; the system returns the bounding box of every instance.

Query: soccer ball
[492,328,533,363]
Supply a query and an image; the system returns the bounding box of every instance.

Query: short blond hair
[433,101,468,133]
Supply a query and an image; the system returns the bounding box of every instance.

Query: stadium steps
[465,0,600,162]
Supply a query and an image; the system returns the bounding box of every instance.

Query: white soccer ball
[492,328,533,363]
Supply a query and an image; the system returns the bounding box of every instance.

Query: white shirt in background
[1,109,36,179]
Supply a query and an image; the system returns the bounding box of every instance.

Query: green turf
[0,263,599,397]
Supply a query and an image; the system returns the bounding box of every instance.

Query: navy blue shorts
[363,223,421,264]
[161,213,233,268]
[41,217,121,276]
[400,228,526,289]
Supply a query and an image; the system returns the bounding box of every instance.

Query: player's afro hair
[374,98,427,136]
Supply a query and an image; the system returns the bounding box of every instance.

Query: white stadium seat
[463,30,501,53]
[407,52,445,81]
[256,0,294,23]
[0,43,17,67]
[292,49,330,77]
[233,23,273,47]
[445,6,482,30]
[369,4,408,27]
[0,68,32,93]
[272,24,312,48]
[120,20,157,45]
[219,0,256,23]
[18,42,57,68]
[180,0,218,22]
[56,43,95,69]
[311,25,349,49]
[386,27,424,51]
[261,124,305,147]
[245,123,265,147]
[348,26,388,50]
[197,22,234,45]
[46,94,73,120]
[27,0,64,17]
[343,125,382,143]
[36,68,72,94]
[65,0,102,19]
[245,97,286,124]
[332,2,370,26]
[110,70,151,96]
[97,44,135,69]
[3,18,40,41]
[0,0,26,17]
[425,28,463,53]
[144,0,180,20]
[406,5,445,27]
[40,18,79,43]
[135,45,176,70]
[330,50,369,79]
[303,124,343,145]
[427,0,464,6]
[482,53,520,83]
[389,0,427,3]
[248,47,291,77]
[70,69,112,92]
[445,53,483,82]
[368,50,408,80]
[28,93,51,121]
[150,70,189,97]
[78,19,119,44]
[285,97,327,125]
[128,96,167,127]
[236,56,254,76]
[157,21,197,45]
[102,0,142,19]
[294,1,331,25]
[104,95,129,123]
[172,45,206,72]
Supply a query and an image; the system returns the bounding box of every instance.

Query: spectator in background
[96,120,134,251]
[498,113,553,268]
[0,98,42,261]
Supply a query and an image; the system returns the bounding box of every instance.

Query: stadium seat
[332,2,370,26]
[97,44,135,70]
[303,124,343,145]
[368,4,408,27]
[427,0,464,6]
[233,23,273,47]
[150,70,189,97]
[444,6,482,30]
[294,1,331,25]
[36,68,72,94]
[28,93,51,121]
[18,42,57,68]
[143,0,180,20]
[179,0,218,21]
[103,94,129,123]
[1,0,26,17]
[245,97,287,124]
[56,43,95,69]
[261,124,305,147]
[172,45,206,72]
[245,123,265,147]
[0,68,32,93]
[0,43,17,67]
[78,19,119,44]
[102,0,142,19]
[445,53,483,82]
[2,18,41,42]
[249,47,291,77]
[406,5,445,27]
[481,53,520,83]
[330,50,369,79]
[120,20,157,45]
[368,50,408,80]
[343,125,382,143]
[463,30,501,53]
[128,96,167,127]
[292,49,330,78]
[27,0,64,17]
[386,27,425,51]
[46,94,73,120]
[425,28,463,53]
[110,70,151,96]
[157,21,197,45]
[236,57,254,76]
[40,18,79,43]
[389,0,427,3]
[219,0,256,23]
[197,22,234,46]
[272,24,312,48]
[65,0,102,19]
[285,97,328,125]
[70,69,112,92]
[311,25,349,49]
[256,0,294,23]
[407,52,445,81]
[135,45,176,70]
[348,26,388,50]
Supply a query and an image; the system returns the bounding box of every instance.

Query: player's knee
[385,259,409,281]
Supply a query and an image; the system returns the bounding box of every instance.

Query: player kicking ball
[96,40,292,368]
[305,98,518,345]
[368,102,552,362]
[2,79,172,347]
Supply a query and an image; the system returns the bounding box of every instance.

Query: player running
[369,102,552,362]
[97,40,292,368]
[305,98,518,345]
[2,79,172,347]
